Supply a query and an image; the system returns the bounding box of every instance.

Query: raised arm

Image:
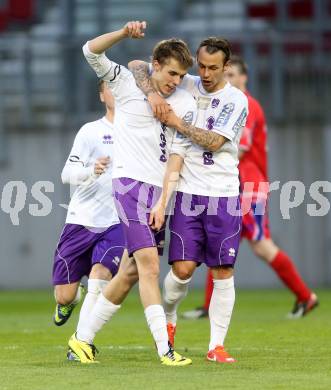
[128,60,171,122]
[83,21,146,90]
[89,21,146,54]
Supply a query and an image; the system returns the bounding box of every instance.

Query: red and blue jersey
[239,91,269,201]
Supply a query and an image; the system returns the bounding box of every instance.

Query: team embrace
[51,19,283,366]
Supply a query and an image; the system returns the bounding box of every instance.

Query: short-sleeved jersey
[83,43,197,187]
[64,117,119,228]
[239,92,268,200]
[175,74,248,197]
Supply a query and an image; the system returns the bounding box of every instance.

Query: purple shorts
[169,192,242,267]
[52,223,125,285]
[113,178,165,257]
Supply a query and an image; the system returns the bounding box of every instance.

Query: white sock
[163,269,191,325]
[144,304,169,357]
[76,279,108,335]
[77,293,121,344]
[209,277,235,351]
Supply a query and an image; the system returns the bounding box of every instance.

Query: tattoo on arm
[179,120,226,151]
[131,63,155,95]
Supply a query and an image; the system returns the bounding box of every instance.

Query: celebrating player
[67,21,197,366]
[130,37,248,363]
[182,55,318,320]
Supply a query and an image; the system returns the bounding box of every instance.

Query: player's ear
[99,92,105,103]
[152,60,161,72]
[223,60,231,73]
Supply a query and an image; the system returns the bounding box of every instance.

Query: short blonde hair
[152,38,193,69]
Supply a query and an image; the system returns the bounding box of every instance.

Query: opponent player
[182,55,318,320]
[130,37,248,363]
[52,81,127,334]
[67,21,196,366]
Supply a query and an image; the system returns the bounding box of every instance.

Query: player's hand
[149,203,165,231]
[163,110,181,129]
[94,156,110,175]
[147,92,172,122]
[123,21,146,39]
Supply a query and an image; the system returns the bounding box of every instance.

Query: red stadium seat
[0,7,9,31]
[9,0,34,20]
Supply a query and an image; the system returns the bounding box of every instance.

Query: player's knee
[89,263,112,280]
[55,289,76,305]
[172,264,194,281]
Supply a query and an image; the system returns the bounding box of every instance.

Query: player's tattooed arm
[128,60,171,122]
[179,121,227,152]
[128,61,154,94]
[165,112,228,152]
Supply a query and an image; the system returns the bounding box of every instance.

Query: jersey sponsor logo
[206,116,215,130]
[103,134,113,144]
[183,111,194,125]
[215,103,235,127]
[232,108,247,136]
[211,98,220,108]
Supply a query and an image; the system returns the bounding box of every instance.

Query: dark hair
[197,37,231,65]
[229,55,248,75]
[152,38,193,69]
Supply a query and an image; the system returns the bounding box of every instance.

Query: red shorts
[241,202,271,241]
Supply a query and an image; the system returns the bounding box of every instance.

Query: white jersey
[62,117,119,228]
[173,74,248,197]
[83,42,197,187]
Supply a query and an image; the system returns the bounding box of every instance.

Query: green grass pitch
[0,289,330,390]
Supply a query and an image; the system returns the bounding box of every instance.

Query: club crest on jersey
[103,134,113,144]
[215,103,235,127]
[206,116,215,130]
[211,98,220,108]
